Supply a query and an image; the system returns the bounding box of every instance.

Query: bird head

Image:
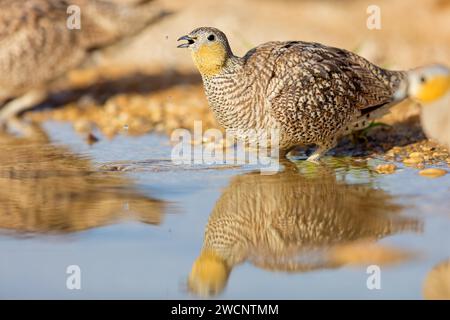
[177,27,233,77]
[187,249,230,297]
[408,64,450,104]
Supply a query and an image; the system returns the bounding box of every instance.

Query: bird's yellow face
[191,42,227,77]
[187,249,230,297]
[177,27,231,77]
[409,65,450,104]
[415,75,450,103]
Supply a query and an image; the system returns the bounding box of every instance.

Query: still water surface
[0,122,449,299]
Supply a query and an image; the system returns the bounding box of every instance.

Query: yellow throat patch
[417,75,450,103]
[192,42,227,77]
[188,249,229,296]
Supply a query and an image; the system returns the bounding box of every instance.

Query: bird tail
[386,70,409,101]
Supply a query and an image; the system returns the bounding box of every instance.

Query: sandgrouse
[405,64,450,149]
[178,27,411,162]
[0,0,165,125]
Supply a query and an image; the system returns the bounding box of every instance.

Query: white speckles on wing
[200,36,407,153]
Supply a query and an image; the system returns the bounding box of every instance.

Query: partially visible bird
[0,0,166,125]
[423,259,450,300]
[405,64,450,149]
[178,27,409,162]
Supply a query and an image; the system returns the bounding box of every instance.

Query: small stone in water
[418,168,447,178]
[421,145,433,152]
[386,150,396,157]
[403,157,423,165]
[375,164,397,174]
[74,120,92,133]
[409,152,423,159]
[86,132,99,145]
[432,152,449,159]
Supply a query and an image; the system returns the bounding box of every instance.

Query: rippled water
[0,121,449,299]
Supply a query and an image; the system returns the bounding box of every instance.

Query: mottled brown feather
[0,0,164,99]
[188,27,407,155]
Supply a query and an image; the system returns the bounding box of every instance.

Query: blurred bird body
[179,27,408,161]
[0,0,165,123]
[406,64,450,149]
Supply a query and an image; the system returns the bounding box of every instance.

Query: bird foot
[306,142,335,163]
[306,153,322,164]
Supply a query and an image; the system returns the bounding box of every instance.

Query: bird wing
[0,0,86,94]
[269,41,400,107]
[245,41,404,130]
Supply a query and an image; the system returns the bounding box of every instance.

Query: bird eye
[207,34,215,41]
[420,76,427,84]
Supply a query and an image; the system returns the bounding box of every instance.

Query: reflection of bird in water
[0,122,165,234]
[406,64,450,149]
[423,258,450,300]
[0,0,166,125]
[188,165,420,297]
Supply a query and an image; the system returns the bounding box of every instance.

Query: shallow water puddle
[0,121,449,299]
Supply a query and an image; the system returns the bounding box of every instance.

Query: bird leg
[0,90,47,128]
[4,117,50,141]
[279,157,299,173]
[306,140,337,163]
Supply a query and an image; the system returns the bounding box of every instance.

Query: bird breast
[203,71,274,133]
[420,92,450,148]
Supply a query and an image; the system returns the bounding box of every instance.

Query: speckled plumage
[188,168,420,295]
[203,169,417,267]
[0,0,165,120]
[180,27,408,160]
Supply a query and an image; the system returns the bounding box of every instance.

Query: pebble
[421,145,434,152]
[375,164,397,174]
[432,152,449,159]
[409,152,424,159]
[418,168,447,178]
[86,132,99,145]
[403,157,423,165]
[73,120,92,133]
[416,163,425,169]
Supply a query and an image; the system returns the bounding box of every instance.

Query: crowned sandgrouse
[178,27,410,161]
[0,0,165,124]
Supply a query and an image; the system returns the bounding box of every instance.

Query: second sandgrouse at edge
[178,27,411,162]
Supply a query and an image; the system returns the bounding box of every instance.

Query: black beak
[177,35,195,48]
